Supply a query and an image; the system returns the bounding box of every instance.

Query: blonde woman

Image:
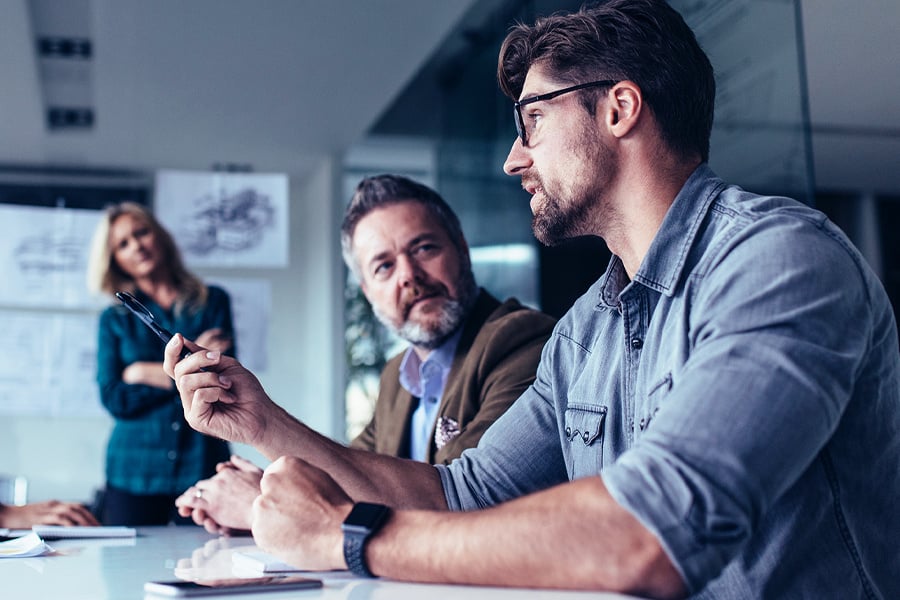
[87,202,236,526]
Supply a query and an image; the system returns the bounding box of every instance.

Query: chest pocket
[564,404,608,479]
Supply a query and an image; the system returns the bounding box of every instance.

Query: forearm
[366,477,686,598]
[122,361,173,390]
[100,379,174,418]
[257,405,446,510]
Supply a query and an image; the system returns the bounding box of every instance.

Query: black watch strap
[341,502,391,578]
[343,531,374,578]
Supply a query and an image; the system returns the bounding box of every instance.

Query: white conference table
[0,525,646,600]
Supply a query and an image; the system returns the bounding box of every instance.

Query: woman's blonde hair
[86,202,207,312]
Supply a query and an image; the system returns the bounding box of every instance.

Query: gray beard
[373,279,478,350]
[392,298,468,350]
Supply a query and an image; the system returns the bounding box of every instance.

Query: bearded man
[342,175,555,464]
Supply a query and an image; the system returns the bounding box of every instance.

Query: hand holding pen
[162,330,280,449]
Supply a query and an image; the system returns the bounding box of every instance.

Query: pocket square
[434,416,461,450]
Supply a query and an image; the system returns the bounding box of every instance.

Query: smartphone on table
[144,575,322,597]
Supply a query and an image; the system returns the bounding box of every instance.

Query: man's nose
[503,137,531,175]
[396,254,423,286]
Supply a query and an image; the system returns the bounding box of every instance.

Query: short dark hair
[340,174,469,279]
[498,0,715,162]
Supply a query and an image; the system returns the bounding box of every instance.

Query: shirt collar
[398,326,463,398]
[599,163,726,306]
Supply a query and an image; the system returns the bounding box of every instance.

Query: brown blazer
[350,289,556,464]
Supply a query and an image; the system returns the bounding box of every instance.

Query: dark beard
[532,191,595,246]
[530,123,615,246]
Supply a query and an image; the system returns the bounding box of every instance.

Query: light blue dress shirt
[438,165,900,598]
[399,329,462,462]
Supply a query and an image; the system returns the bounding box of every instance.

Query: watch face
[343,502,390,529]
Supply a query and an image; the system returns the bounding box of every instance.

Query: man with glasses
[165,1,899,597]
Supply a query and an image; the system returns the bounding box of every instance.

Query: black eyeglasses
[513,80,618,147]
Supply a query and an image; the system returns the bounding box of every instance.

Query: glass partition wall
[341,0,814,440]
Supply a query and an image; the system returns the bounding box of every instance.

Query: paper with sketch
[155,170,289,268]
[0,532,53,558]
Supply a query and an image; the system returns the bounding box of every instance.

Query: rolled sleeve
[439,373,568,511]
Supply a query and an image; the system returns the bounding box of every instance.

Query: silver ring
[194,489,204,500]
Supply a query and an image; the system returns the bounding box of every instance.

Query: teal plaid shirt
[96,285,235,495]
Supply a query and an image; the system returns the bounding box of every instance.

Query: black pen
[115,291,193,360]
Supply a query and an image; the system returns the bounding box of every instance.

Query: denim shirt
[438,165,900,598]
[97,285,236,495]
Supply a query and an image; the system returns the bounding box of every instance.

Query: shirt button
[171,422,181,431]
[631,338,643,349]
[167,450,178,460]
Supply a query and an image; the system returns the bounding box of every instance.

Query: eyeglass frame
[513,79,618,147]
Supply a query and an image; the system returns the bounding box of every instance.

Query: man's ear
[604,81,642,139]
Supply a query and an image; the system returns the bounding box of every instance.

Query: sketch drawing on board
[154,170,289,268]
[180,187,275,255]
[13,232,83,273]
[0,204,102,309]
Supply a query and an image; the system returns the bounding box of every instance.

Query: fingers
[176,484,194,503]
[163,334,189,377]
[175,484,204,508]
[166,338,235,411]
[202,517,224,535]
[163,334,215,378]
[258,456,293,494]
[215,459,237,472]
[70,504,100,526]
[192,508,210,528]
[174,366,236,418]
[199,327,223,339]
[43,501,99,527]
[230,455,263,474]
[196,328,232,351]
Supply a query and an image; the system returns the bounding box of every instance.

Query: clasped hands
[163,333,353,571]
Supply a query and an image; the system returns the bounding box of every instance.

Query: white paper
[0,532,54,558]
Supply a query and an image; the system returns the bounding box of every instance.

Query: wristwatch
[341,502,391,577]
